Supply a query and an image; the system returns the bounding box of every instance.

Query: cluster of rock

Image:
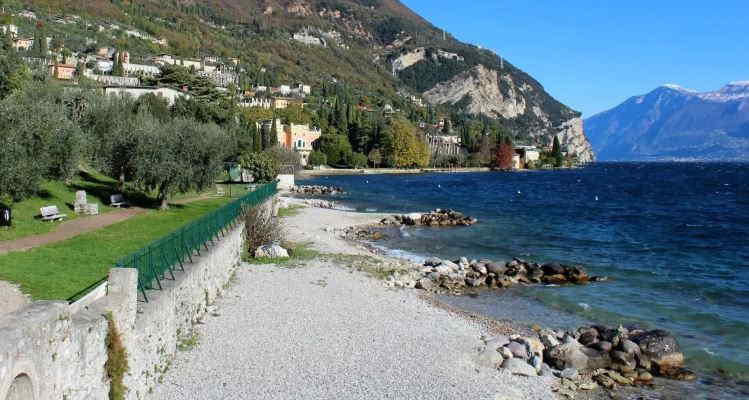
[302,199,336,209]
[482,325,695,397]
[379,209,477,227]
[291,185,344,195]
[254,244,289,259]
[343,226,387,241]
[404,257,603,293]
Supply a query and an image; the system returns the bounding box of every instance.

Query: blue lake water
[301,163,749,391]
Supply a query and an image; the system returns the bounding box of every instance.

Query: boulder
[541,262,565,275]
[560,368,579,380]
[529,355,543,372]
[507,341,529,359]
[415,279,434,291]
[501,358,538,377]
[542,274,568,284]
[539,363,554,377]
[254,244,289,259]
[630,330,685,375]
[424,257,443,267]
[539,331,560,349]
[546,337,589,370]
[477,347,503,368]
[621,339,641,355]
[581,347,612,370]
[592,341,613,353]
[465,277,485,287]
[578,329,598,346]
[500,346,514,360]
[484,335,510,351]
[471,263,488,275]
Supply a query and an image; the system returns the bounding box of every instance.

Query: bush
[308,150,327,167]
[244,204,284,255]
[239,152,280,183]
[265,146,302,171]
[349,152,367,169]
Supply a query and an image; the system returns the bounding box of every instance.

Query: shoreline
[297,167,492,176]
[279,195,743,399]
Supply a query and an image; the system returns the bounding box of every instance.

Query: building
[238,97,272,109]
[12,38,33,51]
[1,24,18,38]
[198,70,237,87]
[49,64,76,80]
[103,86,188,106]
[85,71,140,87]
[272,97,304,110]
[261,119,322,166]
[427,135,463,156]
[293,30,326,47]
[123,63,161,77]
[514,146,540,168]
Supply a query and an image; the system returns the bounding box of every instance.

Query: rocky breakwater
[380,209,478,227]
[291,185,344,195]
[395,257,604,293]
[478,325,696,398]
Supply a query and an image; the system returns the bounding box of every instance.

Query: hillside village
[0,2,583,171]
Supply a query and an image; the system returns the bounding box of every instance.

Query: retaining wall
[0,217,248,400]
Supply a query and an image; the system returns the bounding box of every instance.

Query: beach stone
[638,371,654,381]
[518,337,544,357]
[578,329,598,346]
[539,331,560,349]
[501,358,538,377]
[441,260,460,271]
[607,371,633,385]
[471,263,488,275]
[542,274,568,284]
[486,262,507,275]
[459,257,469,266]
[415,279,434,291]
[630,330,684,374]
[581,347,612,369]
[465,277,485,287]
[507,341,528,359]
[434,265,452,274]
[254,244,289,258]
[594,374,616,389]
[426,272,442,281]
[485,335,510,350]
[500,347,514,360]
[621,339,641,355]
[541,262,565,275]
[560,368,579,380]
[546,337,589,370]
[424,257,443,267]
[668,367,697,381]
[592,340,613,352]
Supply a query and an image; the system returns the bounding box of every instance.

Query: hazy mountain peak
[660,83,696,93]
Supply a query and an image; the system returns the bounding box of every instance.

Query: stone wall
[0,216,249,400]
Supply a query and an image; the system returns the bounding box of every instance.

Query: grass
[0,198,231,300]
[244,241,320,267]
[0,170,119,241]
[277,204,306,218]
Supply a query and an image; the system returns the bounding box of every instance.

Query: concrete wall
[0,218,248,400]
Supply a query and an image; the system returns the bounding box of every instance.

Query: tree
[551,136,563,167]
[132,117,230,209]
[0,29,30,99]
[494,136,515,170]
[268,117,279,147]
[350,152,367,169]
[308,150,327,167]
[316,134,352,166]
[32,21,47,58]
[112,51,125,77]
[239,152,279,183]
[384,117,429,168]
[367,148,382,168]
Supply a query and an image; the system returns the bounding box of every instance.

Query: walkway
[153,262,556,400]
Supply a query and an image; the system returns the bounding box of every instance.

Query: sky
[401,0,749,117]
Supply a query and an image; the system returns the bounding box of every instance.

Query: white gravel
[152,202,558,399]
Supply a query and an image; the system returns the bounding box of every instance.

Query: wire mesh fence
[114,181,278,302]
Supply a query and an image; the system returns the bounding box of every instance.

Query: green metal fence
[115,181,278,302]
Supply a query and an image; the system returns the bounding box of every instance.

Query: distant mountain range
[585,81,749,161]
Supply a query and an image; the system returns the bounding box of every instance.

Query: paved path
[153,262,556,400]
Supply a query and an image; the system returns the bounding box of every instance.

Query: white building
[293,31,326,47]
[0,24,18,38]
[96,60,113,73]
[103,86,188,106]
[238,98,272,109]
[198,70,237,87]
[123,63,161,77]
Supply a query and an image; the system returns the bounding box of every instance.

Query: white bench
[110,194,129,208]
[40,206,67,222]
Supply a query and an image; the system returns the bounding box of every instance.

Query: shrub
[308,150,327,167]
[239,152,280,183]
[349,152,367,169]
[244,204,284,254]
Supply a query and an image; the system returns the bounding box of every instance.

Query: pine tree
[269,117,279,147]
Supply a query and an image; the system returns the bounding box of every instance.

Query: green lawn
[0,170,120,241]
[0,198,231,300]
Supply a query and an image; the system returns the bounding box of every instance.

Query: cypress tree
[551,136,563,167]
[252,123,262,153]
[269,117,279,147]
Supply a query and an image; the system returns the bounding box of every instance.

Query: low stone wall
[0,218,248,400]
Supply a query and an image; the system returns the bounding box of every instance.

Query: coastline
[277,195,742,399]
[297,167,492,176]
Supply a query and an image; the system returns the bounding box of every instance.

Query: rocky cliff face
[420,64,595,162]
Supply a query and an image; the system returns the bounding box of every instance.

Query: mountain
[13,0,594,161]
[585,82,749,161]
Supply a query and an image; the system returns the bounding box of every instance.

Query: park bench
[110,194,129,208]
[40,206,67,222]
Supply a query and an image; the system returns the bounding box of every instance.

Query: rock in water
[630,329,685,376]
[501,358,538,377]
[254,244,289,259]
